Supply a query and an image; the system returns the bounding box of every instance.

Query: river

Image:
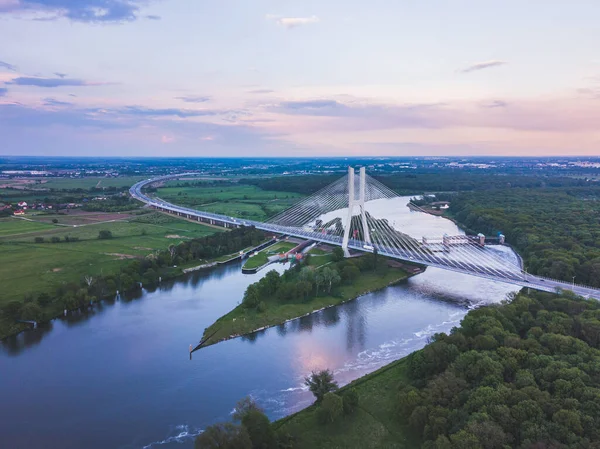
[0,197,519,449]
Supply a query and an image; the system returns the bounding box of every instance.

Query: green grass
[0,215,219,303]
[273,357,417,449]
[242,241,297,270]
[155,184,302,221]
[0,218,55,237]
[201,267,410,347]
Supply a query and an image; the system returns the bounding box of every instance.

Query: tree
[318,392,344,424]
[331,246,345,262]
[194,423,252,449]
[241,409,276,449]
[320,267,341,294]
[232,397,262,422]
[305,369,338,403]
[342,265,360,284]
[243,284,260,308]
[98,230,113,239]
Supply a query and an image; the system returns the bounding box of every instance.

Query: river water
[0,197,519,449]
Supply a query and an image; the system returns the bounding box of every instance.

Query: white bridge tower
[342,167,371,257]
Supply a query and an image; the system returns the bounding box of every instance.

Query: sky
[0,0,599,157]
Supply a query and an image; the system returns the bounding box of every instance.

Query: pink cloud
[161,135,175,143]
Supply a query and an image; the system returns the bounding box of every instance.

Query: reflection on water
[0,197,519,449]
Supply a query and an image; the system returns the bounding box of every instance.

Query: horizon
[1,0,599,157]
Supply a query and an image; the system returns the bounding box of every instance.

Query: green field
[0,213,219,303]
[201,267,410,347]
[155,184,302,221]
[274,357,416,449]
[242,241,297,270]
[40,176,146,190]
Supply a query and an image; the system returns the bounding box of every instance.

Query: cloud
[0,87,7,97]
[146,14,160,20]
[266,14,319,29]
[175,95,210,103]
[481,100,508,108]
[43,97,73,106]
[279,99,342,110]
[247,89,275,94]
[271,97,600,133]
[461,60,507,73]
[7,77,105,87]
[161,135,175,143]
[0,60,17,71]
[0,0,152,23]
[118,105,219,118]
[54,72,68,78]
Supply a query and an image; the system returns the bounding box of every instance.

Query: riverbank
[273,355,417,448]
[0,228,270,340]
[199,264,420,347]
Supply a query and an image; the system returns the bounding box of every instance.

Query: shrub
[342,389,359,415]
[51,236,61,243]
[52,218,58,224]
[98,230,113,239]
[34,237,44,243]
[318,392,343,424]
[257,301,267,313]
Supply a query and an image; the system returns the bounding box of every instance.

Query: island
[199,245,424,347]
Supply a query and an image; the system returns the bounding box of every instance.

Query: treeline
[242,173,592,197]
[0,226,265,338]
[450,187,600,285]
[241,247,384,311]
[243,175,341,195]
[399,290,600,448]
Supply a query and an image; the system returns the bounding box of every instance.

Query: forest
[399,290,600,448]
[450,187,600,286]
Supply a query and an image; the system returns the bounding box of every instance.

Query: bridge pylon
[342,167,371,257]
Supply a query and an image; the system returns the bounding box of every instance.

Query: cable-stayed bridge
[130,169,600,300]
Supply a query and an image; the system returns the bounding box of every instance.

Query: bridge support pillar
[342,167,371,257]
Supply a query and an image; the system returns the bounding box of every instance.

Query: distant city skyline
[0,0,599,157]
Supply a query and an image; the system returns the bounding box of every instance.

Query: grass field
[273,357,417,448]
[242,241,297,270]
[0,213,219,303]
[155,184,302,221]
[201,267,410,347]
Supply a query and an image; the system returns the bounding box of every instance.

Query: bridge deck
[130,175,600,300]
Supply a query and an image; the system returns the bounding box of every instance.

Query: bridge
[130,168,600,300]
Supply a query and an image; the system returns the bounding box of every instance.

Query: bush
[318,392,343,424]
[52,218,58,224]
[51,236,61,243]
[34,237,44,243]
[257,301,267,313]
[98,230,113,239]
[194,423,252,449]
[342,389,359,415]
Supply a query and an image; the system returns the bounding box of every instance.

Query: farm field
[0,212,219,303]
[155,183,302,221]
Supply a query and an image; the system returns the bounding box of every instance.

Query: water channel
[0,197,519,449]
